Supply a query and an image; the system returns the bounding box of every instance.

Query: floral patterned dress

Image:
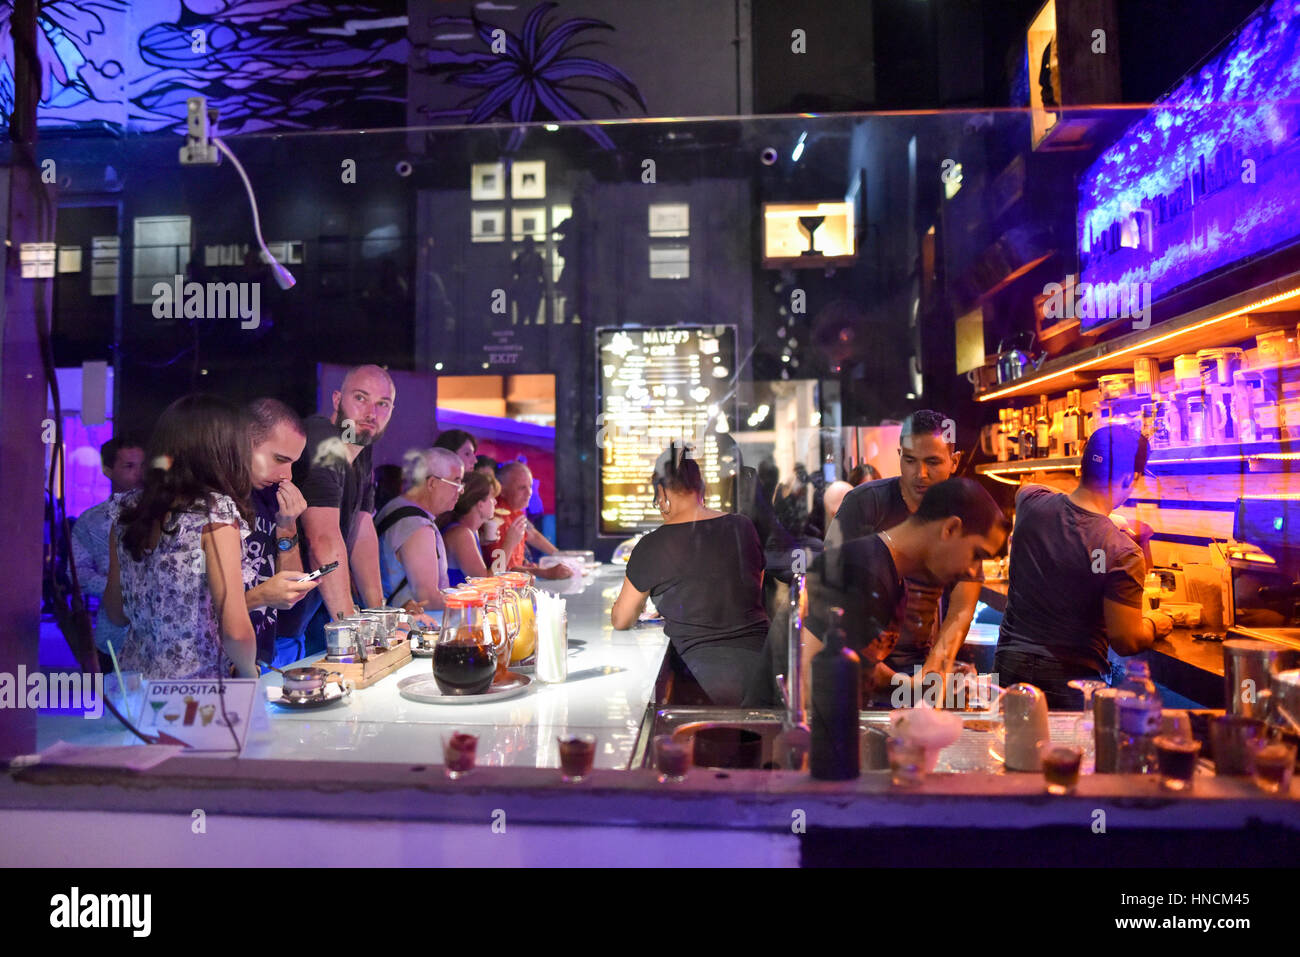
[108,491,255,679]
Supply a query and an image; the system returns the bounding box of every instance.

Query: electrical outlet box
[179,96,219,166]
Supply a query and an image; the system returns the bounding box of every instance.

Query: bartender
[825,410,983,681]
[994,424,1171,708]
[802,478,1009,704]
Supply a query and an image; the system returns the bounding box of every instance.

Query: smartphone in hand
[298,561,339,583]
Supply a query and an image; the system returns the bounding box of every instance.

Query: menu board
[597,325,736,535]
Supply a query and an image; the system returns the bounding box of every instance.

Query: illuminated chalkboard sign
[596,325,736,536]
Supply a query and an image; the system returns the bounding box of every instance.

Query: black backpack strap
[375,505,429,538]
[385,578,408,606]
[375,505,432,604]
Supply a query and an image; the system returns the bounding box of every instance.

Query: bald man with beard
[274,364,396,658]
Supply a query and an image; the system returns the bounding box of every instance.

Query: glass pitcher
[433,589,497,696]
[468,581,520,680]
[499,572,539,664]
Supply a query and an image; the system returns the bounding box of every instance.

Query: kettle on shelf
[995,332,1044,384]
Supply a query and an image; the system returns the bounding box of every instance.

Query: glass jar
[434,589,497,695]
[467,581,520,680]
[499,571,539,663]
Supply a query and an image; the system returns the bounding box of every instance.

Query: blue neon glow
[1077,0,1300,326]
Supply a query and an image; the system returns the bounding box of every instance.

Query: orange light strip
[977,284,1300,402]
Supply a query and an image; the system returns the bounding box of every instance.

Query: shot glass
[1158,709,1192,743]
[1248,738,1297,795]
[1154,735,1200,791]
[558,733,597,782]
[1209,715,1267,776]
[886,737,927,788]
[1039,743,1083,795]
[654,734,692,783]
[442,731,479,779]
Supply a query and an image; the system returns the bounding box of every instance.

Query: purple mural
[1077,0,1300,325]
[414,1,645,150]
[0,0,410,133]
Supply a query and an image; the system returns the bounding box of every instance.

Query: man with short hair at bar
[480,461,572,580]
[994,424,1169,709]
[374,446,462,612]
[71,435,145,672]
[275,364,395,656]
[802,478,1009,705]
[824,410,984,682]
[242,398,318,668]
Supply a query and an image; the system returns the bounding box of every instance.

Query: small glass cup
[1154,735,1201,791]
[105,669,144,724]
[1040,743,1083,795]
[1159,709,1192,742]
[1248,738,1296,795]
[1209,715,1267,776]
[654,734,692,783]
[442,731,478,779]
[558,733,597,782]
[1068,679,1107,774]
[886,737,927,788]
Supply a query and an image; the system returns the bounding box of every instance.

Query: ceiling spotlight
[434,362,443,371]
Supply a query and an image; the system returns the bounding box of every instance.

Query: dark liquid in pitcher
[433,642,496,695]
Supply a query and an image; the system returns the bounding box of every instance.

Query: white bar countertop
[40,565,670,770]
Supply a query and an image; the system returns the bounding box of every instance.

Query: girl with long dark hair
[103,394,260,678]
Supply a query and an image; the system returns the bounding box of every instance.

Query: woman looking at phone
[104,395,285,679]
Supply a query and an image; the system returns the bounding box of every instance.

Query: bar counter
[981,581,1227,706]
[32,566,671,769]
[4,568,1299,867]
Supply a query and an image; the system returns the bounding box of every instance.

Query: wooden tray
[322,640,412,689]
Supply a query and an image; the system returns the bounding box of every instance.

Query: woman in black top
[612,444,770,705]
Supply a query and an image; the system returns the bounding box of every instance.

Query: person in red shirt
[480,462,572,579]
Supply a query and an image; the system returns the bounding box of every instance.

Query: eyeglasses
[435,476,465,493]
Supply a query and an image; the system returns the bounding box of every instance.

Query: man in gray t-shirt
[374,447,462,612]
[995,425,1167,708]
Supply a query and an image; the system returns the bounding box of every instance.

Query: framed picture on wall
[472,209,505,243]
[511,161,546,199]
[471,163,506,200]
[649,245,689,279]
[648,203,689,238]
[511,207,547,241]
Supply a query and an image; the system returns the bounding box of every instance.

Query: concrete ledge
[6,757,1299,833]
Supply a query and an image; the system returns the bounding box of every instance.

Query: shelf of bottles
[976,353,1300,478]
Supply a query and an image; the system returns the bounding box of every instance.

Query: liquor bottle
[1062,390,1080,457]
[810,607,861,780]
[1020,409,1036,459]
[1115,660,1162,774]
[1050,409,1064,458]
[996,409,1010,462]
[1035,395,1050,458]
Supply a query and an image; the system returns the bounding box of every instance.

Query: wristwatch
[276,533,298,552]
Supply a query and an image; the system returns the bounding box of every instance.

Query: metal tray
[397,671,532,705]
